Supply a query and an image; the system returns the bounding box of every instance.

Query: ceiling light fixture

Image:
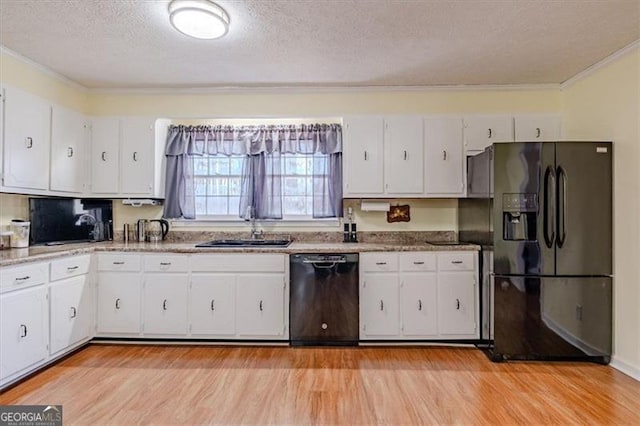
[168,0,230,40]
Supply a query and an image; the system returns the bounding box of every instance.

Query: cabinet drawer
[0,262,48,293]
[50,255,91,281]
[98,254,142,272]
[191,254,285,272]
[144,255,189,272]
[437,252,476,271]
[361,253,399,272]
[400,252,437,272]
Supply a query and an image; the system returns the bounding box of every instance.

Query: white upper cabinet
[90,117,121,194]
[514,114,562,142]
[463,115,514,152]
[424,117,465,196]
[384,116,424,194]
[343,116,385,195]
[50,105,87,193]
[2,85,51,190]
[119,117,169,198]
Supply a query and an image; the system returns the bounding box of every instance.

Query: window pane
[229,157,244,175]
[195,197,207,215]
[285,156,307,175]
[207,197,228,215]
[228,178,242,196]
[209,178,228,196]
[228,196,241,216]
[306,197,313,214]
[210,158,229,176]
[284,177,306,196]
[283,196,306,215]
[194,178,208,196]
[194,158,209,175]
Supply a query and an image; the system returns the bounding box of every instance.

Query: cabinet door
[514,115,562,142]
[120,118,155,195]
[384,116,424,194]
[343,116,384,195]
[463,115,514,152]
[236,274,285,337]
[0,286,48,381]
[91,117,120,194]
[50,275,92,354]
[50,105,86,193]
[97,273,142,334]
[143,274,189,335]
[190,274,236,336]
[3,85,51,190]
[438,272,477,336]
[424,117,464,195]
[401,273,438,337]
[361,273,400,337]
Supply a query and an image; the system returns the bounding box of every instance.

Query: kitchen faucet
[247,206,264,240]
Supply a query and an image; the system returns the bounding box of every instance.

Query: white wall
[562,46,640,377]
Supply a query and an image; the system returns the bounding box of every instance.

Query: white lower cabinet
[190,274,236,336]
[236,274,286,337]
[401,273,438,337]
[360,251,478,341]
[438,272,477,336]
[361,274,400,337]
[97,273,142,334]
[0,286,48,383]
[143,274,189,335]
[49,275,92,354]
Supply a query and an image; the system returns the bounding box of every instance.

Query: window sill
[170,218,341,228]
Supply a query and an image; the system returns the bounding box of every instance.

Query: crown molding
[561,39,640,90]
[0,45,88,92]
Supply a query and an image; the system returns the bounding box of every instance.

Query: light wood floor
[1,344,639,425]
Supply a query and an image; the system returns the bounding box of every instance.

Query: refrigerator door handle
[543,166,556,248]
[557,166,567,248]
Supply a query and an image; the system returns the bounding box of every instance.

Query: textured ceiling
[0,0,639,89]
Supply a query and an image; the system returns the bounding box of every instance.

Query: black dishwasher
[290,253,359,346]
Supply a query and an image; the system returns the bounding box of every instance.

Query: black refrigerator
[463,142,612,364]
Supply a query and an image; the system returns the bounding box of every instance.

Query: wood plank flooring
[1,344,639,425]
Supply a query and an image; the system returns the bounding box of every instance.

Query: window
[193,153,326,219]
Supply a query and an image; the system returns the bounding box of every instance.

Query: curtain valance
[165,124,342,157]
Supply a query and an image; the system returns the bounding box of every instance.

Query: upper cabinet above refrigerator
[514,115,562,142]
[463,115,514,153]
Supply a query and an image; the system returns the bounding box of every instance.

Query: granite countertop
[0,240,479,267]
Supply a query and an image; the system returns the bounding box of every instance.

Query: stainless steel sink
[195,239,292,248]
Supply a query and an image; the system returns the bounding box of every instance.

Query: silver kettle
[136,219,148,242]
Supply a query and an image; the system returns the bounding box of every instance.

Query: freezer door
[555,142,612,276]
[493,143,555,275]
[493,275,612,360]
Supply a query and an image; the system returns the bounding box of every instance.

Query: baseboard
[610,356,640,382]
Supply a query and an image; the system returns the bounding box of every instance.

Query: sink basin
[195,239,292,248]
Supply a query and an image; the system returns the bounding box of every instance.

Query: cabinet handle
[133,152,139,162]
[413,261,424,265]
[67,147,74,157]
[163,299,168,310]
[536,127,541,138]
[259,300,263,311]
[456,299,460,310]
[364,151,368,161]
[115,298,121,309]
[451,260,463,264]
[488,128,493,138]
[211,299,215,311]
[101,151,107,161]
[70,306,77,319]
[25,137,33,149]
[159,262,171,266]
[418,300,422,311]
[380,300,384,311]
[403,150,408,160]
[67,266,79,271]
[14,275,31,283]
[375,262,387,265]
[443,150,447,160]
[113,261,125,265]
[20,324,27,338]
